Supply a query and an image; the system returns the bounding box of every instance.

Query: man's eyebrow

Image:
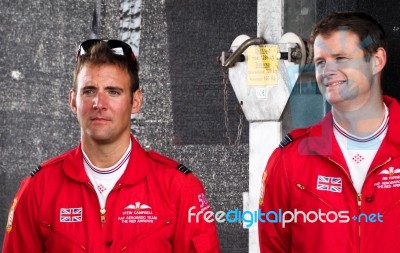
[331,53,346,57]
[105,86,124,90]
[314,52,347,61]
[81,85,97,90]
[105,86,125,92]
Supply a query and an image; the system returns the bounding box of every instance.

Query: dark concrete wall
[165,0,254,146]
[0,0,94,248]
[139,0,254,251]
[0,0,254,252]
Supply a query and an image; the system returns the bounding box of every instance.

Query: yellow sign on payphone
[247,45,278,86]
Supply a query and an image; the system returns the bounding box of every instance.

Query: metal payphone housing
[219,32,313,122]
[218,31,314,253]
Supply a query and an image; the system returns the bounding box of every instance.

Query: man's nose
[93,92,106,110]
[322,60,338,77]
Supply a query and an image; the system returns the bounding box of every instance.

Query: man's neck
[81,135,131,168]
[332,100,385,138]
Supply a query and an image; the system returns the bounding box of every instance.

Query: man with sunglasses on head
[259,12,400,252]
[2,40,221,253]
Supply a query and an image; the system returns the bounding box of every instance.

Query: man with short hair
[259,12,400,252]
[3,39,221,253]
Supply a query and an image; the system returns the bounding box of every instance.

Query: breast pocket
[118,217,174,252]
[40,222,87,252]
[294,182,344,212]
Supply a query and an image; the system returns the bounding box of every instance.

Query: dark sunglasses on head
[76,39,137,66]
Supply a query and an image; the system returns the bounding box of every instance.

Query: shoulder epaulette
[279,134,293,148]
[279,127,310,149]
[176,164,191,175]
[147,150,192,175]
[30,165,42,177]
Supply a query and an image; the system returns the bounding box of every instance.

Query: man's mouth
[91,117,110,122]
[325,80,346,87]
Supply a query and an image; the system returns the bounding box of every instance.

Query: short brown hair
[310,12,386,58]
[73,40,139,95]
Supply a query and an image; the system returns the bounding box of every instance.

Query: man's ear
[372,47,387,75]
[69,89,77,114]
[131,89,143,114]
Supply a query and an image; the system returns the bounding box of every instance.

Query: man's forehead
[313,30,363,55]
[77,82,126,89]
[76,65,130,86]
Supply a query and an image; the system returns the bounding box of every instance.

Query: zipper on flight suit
[100,208,106,224]
[87,181,124,225]
[99,183,124,226]
[87,181,107,225]
[327,156,391,253]
[357,193,362,241]
[326,157,361,252]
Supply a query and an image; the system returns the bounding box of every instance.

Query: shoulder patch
[147,150,192,175]
[6,176,32,233]
[30,165,41,177]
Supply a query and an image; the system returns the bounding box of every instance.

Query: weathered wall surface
[0,0,255,252]
[0,0,93,248]
[137,0,256,251]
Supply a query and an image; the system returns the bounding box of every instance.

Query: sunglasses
[76,39,137,67]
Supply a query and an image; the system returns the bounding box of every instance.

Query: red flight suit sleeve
[258,148,292,253]
[2,176,44,253]
[172,173,221,253]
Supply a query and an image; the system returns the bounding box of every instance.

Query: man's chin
[84,132,115,145]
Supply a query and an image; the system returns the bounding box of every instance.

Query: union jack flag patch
[60,208,83,223]
[316,175,342,193]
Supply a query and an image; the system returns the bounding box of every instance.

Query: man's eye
[82,89,95,95]
[315,61,325,67]
[109,89,121,96]
[337,57,349,63]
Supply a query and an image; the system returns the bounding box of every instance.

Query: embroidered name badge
[60,207,83,223]
[316,175,342,193]
[118,202,158,224]
[374,167,400,190]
